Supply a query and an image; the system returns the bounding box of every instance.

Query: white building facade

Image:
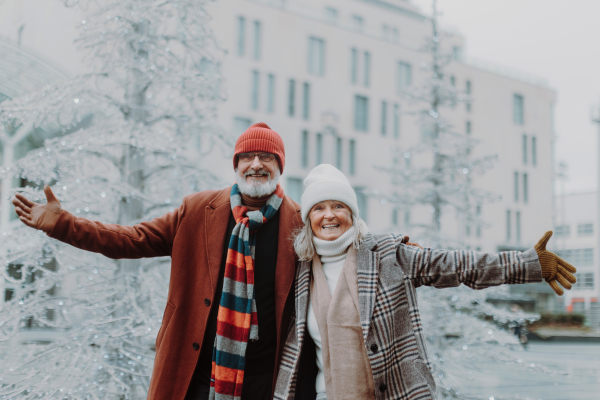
[208,0,557,252]
[554,192,599,316]
[0,0,559,309]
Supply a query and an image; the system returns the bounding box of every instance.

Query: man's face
[237,153,279,185]
[236,152,280,197]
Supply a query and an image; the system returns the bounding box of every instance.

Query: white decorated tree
[381,1,551,398]
[0,0,230,398]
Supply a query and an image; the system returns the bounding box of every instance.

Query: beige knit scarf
[311,246,375,400]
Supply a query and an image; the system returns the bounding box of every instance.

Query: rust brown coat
[48,186,302,400]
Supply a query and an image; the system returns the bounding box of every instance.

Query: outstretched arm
[396,231,575,295]
[13,186,182,259]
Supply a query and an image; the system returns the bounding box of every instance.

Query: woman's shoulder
[361,232,405,253]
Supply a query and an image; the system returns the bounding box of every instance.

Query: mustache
[244,169,270,178]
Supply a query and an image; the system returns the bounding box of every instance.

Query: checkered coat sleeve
[274,233,543,400]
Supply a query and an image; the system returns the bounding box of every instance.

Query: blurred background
[1,0,599,398]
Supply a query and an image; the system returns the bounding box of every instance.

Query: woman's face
[309,200,353,241]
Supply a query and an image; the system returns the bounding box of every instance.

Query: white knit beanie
[300,164,359,223]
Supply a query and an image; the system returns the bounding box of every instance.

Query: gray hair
[293,214,369,261]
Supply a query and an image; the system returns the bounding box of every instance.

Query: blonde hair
[293,214,369,261]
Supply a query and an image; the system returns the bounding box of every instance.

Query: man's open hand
[12,185,62,234]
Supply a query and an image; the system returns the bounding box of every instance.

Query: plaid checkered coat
[274,233,543,400]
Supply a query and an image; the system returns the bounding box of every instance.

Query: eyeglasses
[238,152,277,163]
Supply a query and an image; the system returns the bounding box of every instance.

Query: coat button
[192,342,199,351]
[204,298,211,306]
[370,343,379,353]
[379,383,387,393]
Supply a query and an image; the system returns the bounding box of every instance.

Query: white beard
[236,167,280,197]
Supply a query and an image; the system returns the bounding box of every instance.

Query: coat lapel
[295,260,312,341]
[274,195,302,336]
[356,234,380,342]
[204,186,232,293]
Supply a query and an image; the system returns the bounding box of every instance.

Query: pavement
[456,342,600,400]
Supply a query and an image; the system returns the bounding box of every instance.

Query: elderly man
[12,122,302,400]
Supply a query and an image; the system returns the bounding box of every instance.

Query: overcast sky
[411,0,600,194]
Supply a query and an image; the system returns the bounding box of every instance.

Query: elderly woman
[274,164,576,400]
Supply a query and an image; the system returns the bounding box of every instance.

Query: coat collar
[356,238,380,342]
[205,186,232,293]
[275,194,302,336]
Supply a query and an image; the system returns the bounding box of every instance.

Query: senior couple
[13,122,576,400]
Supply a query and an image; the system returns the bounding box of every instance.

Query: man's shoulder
[183,186,231,210]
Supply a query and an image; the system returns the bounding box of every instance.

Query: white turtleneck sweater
[307,226,356,396]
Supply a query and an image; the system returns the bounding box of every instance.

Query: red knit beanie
[233,122,285,172]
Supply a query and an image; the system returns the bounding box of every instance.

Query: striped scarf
[209,183,284,400]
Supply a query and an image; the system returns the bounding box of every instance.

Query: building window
[516,211,521,242]
[288,79,295,117]
[466,222,471,237]
[325,7,338,22]
[466,121,471,135]
[514,172,519,202]
[354,187,368,222]
[523,173,528,203]
[352,15,364,30]
[287,177,303,203]
[532,136,537,166]
[253,21,262,60]
[301,130,309,168]
[555,225,570,237]
[363,51,371,87]
[393,103,400,139]
[558,248,594,267]
[404,210,410,226]
[522,134,528,164]
[396,62,412,93]
[233,117,252,137]
[380,101,387,136]
[578,223,593,236]
[302,82,310,120]
[335,137,342,169]
[267,74,275,113]
[392,208,398,226]
[316,133,323,165]
[251,70,260,110]
[349,139,356,175]
[354,95,369,132]
[513,94,524,125]
[465,80,472,112]
[351,48,358,84]
[237,16,246,56]
[506,210,511,241]
[450,76,456,86]
[573,272,594,289]
[308,37,326,76]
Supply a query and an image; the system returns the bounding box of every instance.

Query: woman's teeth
[322,224,339,229]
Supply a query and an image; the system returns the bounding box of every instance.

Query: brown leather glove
[402,235,424,250]
[534,231,577,296]
[12,185,62,234]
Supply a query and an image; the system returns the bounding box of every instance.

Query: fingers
[14,206,31,219]
[557,257,577,274]
[18,214,35,228]
[555,273,572,290]
[14,193,35,208]
[534,231,553,251]
[558,268,577,284]
[12,197,32,214]
[44,185,60,205]
[548,280,564,296]
[408,242,424,250]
